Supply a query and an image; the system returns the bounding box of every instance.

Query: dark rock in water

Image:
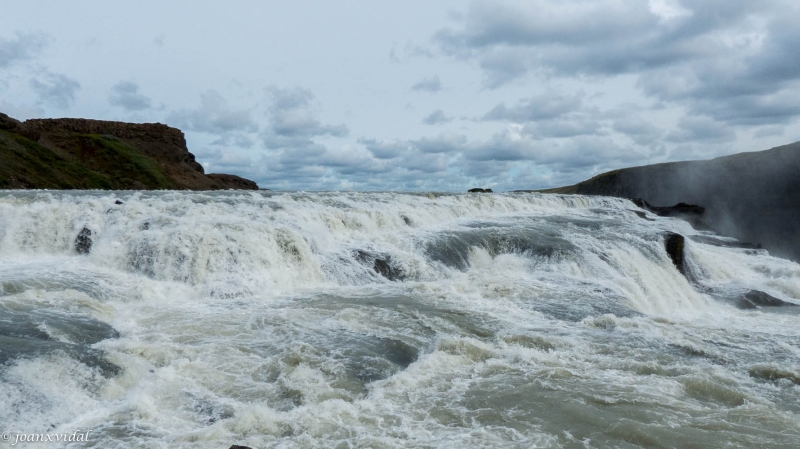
[229,446,253,449]
[633,198,705,216]
[742,290,796,307]
[688,235,762,250]
[75,227,93,254]
[373,258,403,281]
[354,250,405,281]
[115,199,124,205]
[468,188,493,193]
[664,232,686,274]
[140,221,150,231]
[633,210,655,221]
[633,199,708,229]
[400,215,412,226]
[718,289,797,309]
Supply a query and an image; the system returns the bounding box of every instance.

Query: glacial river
[1,191,799,448]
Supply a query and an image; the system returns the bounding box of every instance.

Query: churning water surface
[0,190,798,448]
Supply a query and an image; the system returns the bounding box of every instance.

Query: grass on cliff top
[0,131,175,189]
[73,134,174,189]
[533,169,623,194]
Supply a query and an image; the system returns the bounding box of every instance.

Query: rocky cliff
[541,142,800,262]
[0,112,258,190]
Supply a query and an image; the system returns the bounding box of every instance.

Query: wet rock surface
[354,250,405,281]
[75,227,93,254]
[633,199,708,229]
[664,232,686,275]
[689,235,762,249]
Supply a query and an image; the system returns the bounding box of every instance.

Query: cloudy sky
[2,1,799,191]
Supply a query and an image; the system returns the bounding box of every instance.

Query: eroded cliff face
[0,113,258,190]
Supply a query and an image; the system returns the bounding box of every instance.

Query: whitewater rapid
[0,190,798,448]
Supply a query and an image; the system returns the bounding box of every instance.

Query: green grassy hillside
[0,130,176,189]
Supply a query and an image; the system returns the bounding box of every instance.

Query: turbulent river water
[0,191,799,448]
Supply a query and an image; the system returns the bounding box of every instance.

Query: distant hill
[0,112,257,190]
[540,142,800,262]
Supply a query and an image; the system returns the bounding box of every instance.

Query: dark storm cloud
[29,71,80,109]
[435,0,800,126]
[109,81,152,111]
[422,109,452,125]
[411,76,443,92]
[0,32,48,68]
[168,90,258,135]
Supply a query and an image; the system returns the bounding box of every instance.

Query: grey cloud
[211,133,256,149]
[0,100,44,120]
[422,109,452,125]
[483,92,585,122]
[612,115,664,146]
[411,76,443,92]
[522,117,604,139]
[261,87,347,151]
[109,81,152,111]
[666,115,736,143]
[477,49,531,87]
[359,138,410,159]
[168,90,258,135]
[753,125,785,138]
[29,72,80,109]
[249,86,358,187]
[0,32,48,68]
[413,132,468,154]
[435,0,800,126]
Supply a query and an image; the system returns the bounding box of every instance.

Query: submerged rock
[75,227,93,254]
[664,232,686,275]
[689,235,762,250]
[741,290,797,308]
[354,250,405,281]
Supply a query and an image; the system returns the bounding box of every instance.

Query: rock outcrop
[542,142,800,262]
[468,188,493,193]
[0,112,258,190]
[664,232,686,275]
[632,199,707,229]
[75,227,93,254]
